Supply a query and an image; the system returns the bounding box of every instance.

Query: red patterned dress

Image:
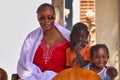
[33,40,70,73]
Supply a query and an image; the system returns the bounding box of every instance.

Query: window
[80,0,95,28]
[80,0,96,45]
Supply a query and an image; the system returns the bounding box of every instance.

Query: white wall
[0,0,51,79]
[72,0,80,26]
[96,0,119,79]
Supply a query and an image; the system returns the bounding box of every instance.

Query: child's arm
[106,67,117,79]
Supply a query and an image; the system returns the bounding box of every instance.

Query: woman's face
[92,48,109,69]
[37,6,55,31]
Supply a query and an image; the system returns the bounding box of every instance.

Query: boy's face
[92,48,109,69]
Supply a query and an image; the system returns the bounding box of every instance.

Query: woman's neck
[44,26,56,38]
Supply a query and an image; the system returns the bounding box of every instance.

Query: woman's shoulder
[29,27,42,35]
[26,27,42,39]
[54,22,70,41]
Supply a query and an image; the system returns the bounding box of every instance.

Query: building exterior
[52,0,119,80]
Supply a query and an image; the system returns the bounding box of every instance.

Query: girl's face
[37,6,55,31]
[79,30,88,47]
[92,48,109,69]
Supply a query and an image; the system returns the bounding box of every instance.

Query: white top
[17,22,70,80]
[84,64,114,80]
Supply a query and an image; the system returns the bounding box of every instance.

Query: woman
[17,3,70,80]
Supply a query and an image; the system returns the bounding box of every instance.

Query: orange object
[52,68,101,80]
[66,45,91,67]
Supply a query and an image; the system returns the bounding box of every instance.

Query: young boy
[84,44,117,80]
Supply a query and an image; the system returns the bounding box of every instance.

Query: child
[84,44,117,80]
[66,22,91,68]
[0,68,8,80]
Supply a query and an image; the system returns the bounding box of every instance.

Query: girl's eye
[103,56,108,59]
[80,36,84,38]
[95,56,99,59]
[93,56,99,59]
[94,56,108,59]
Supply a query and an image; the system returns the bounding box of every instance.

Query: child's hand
[106,67,117,79]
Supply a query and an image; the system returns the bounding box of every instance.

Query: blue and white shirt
[84,64,114,80]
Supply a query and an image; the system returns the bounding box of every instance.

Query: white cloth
[84,64,114,80]
[17,22,70,80]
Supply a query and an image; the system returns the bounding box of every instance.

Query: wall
[95,0,119,79]
[73,0,80,26]
[0,0,51,79]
